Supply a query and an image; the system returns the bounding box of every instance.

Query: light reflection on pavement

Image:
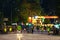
[17,33,23,40]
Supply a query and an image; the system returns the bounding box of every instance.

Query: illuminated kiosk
[28,16,58,27]
[28,16,59,34]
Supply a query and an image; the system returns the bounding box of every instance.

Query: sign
[44,16,58,18]
[38,16,58,18]
[3,18,8,21]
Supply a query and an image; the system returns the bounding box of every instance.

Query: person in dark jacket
[36,26,40,32]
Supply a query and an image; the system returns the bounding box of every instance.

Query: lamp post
[11,7,12,24]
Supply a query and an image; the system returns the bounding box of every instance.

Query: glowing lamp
[29,17,31,19]
[28,17,32,22]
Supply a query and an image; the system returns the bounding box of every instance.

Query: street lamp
[11,7,12,24]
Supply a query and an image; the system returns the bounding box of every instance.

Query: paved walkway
[0,33,60,40]
[19,34,60,40]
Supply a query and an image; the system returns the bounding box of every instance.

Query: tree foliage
[18,0,41,23]
[0,0,44,23]
[15,0,44,23]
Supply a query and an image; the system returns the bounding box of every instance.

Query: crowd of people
[12,22,60,35]
[17,22,34,33]
[0,22,60,35]
[16,22,52,34]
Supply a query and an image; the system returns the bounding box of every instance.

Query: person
[0,24,2,33]
[36,26,40,32]
[44,26,46,31]
[31,26,34,33]
[41,26,44,33]
[17,24,22,33]
[9,26,12,32]
[52,25,59,35]
[47,26,51,35]
[21,22,27,33]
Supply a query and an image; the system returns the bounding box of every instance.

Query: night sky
[0,0,16,18]
[40,0,56,15]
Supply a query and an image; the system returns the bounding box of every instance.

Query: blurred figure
[0,24,2,33]
[17,24,22,33]
[44,26,46,31]
[21,22,26,33]
[36,26,40,32]
[26,23,33,33]
[9,26,12,32]
[52,25,59,35]
[41,26,44,33]
[31,25,34,33]
[47,26,51,35]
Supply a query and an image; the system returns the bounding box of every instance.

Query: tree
[44,19,51,24]
[16,0,46,23]
[0,0,46,23]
